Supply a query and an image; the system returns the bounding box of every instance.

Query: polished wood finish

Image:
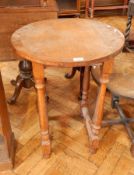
[11,18,124,157]
[11,19,124,67]
[0,72,15,171]
[85,0,128,18]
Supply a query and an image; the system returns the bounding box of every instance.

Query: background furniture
[0,72,15,171]
[85,0,128,18]
[124,0,134,51]
[11,18,124,156]
[57,0,81,16]
[0,0,58,104]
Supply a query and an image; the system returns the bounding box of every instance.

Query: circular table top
[11,18,124,67]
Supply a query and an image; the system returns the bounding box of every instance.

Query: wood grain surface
[11,18,124,67]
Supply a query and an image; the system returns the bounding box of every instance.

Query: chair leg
[115,101,134,157]
[102,94,134,157]
[111,95,119,109]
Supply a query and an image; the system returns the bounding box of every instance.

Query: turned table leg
[91,59,114,153]
[81,66,99,153]
[81,60,113,154]
[32,62,51,158]
[81,66,98,152]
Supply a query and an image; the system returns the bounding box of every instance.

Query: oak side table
[11,19,124,157]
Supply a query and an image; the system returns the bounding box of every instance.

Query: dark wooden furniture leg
[65,67,77,79]
[32,62,51,158]
[0,72,15,170]
[8,60,34,104]
[79,67,85,100]
[8,60,48,104]
[65,67,85,100]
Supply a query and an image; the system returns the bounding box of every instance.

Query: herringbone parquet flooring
[0,16,134,175]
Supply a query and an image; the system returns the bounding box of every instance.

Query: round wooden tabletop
[11,18,124,67]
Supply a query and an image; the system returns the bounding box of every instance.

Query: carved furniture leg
[32,62,51,158]
[65,67,85,100]
[91,59,114,153]
[8,60,35,104]
[65,67,77,79]
[81,66,100,154]
[0,72,15,170]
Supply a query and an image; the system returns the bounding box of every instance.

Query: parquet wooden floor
[0,16,134,175]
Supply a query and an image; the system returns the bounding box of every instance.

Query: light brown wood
[11,19,124,67]
[32,62,51,158]
[0,14,134,172]
[0,48,134,174]
[91,59,114,153]
[11,18,124,157]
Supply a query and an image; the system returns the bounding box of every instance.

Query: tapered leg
[32,62,51,158]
